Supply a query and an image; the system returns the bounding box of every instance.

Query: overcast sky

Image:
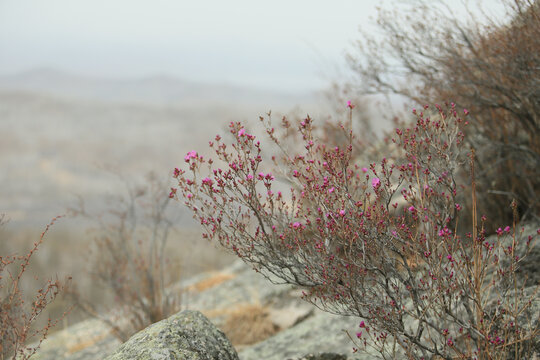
[0,0,506,93]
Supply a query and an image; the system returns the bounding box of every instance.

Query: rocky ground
[31,225,539,360]
[32,259,377,360]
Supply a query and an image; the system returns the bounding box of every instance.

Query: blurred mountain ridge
[0,68,316,107]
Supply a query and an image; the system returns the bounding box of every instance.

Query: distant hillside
[0,68,316,107]
[0,70,325,229]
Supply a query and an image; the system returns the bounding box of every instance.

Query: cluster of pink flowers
[496,226,512,236]
[184,150,197,162]
[201,177,213,186]
[257,172,275,181]
[237,127,256,140]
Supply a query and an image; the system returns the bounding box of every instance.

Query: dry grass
[186,272,236,293]
[218,303,280,346]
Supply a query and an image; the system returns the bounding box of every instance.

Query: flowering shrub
[0,216,70,360]
[172,104,538,359]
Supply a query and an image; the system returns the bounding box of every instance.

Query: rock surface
[32,260,312,359]
[297,354,348,360]
[31,318,121,360]
[238,310,379,360]
[30,224,539,360]
[105,310,238,360]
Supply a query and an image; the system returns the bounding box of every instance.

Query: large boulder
[105,310,238,360]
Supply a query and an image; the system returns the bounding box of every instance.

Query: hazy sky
[0,0,384,92]
[0,0,506,93]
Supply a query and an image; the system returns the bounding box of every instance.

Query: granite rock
[105,310,238,360]
[239,310,381,360]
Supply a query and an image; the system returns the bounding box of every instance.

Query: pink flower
[496,227,504,236]
[463,109,469,116]
[328,187,335,194]
[202,177,213,186]
[359,321,365,328]
[339,209,346,216]
[186,193,193,199]
[184,150,197,162]
[347,100,355,109]
[356,331,362,338]
[292,222,301,229]
[408,206,415,212]
[238,128,246,137]
[504,226,511,233]
[362,167,368,173]
[372,178,380,189]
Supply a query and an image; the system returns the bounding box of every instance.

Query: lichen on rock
[105,310,238,360]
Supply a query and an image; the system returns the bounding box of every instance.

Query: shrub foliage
[345,0,540,226]
[69,174,181,342]
[172,104,538,359]
[0,216,70,360]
